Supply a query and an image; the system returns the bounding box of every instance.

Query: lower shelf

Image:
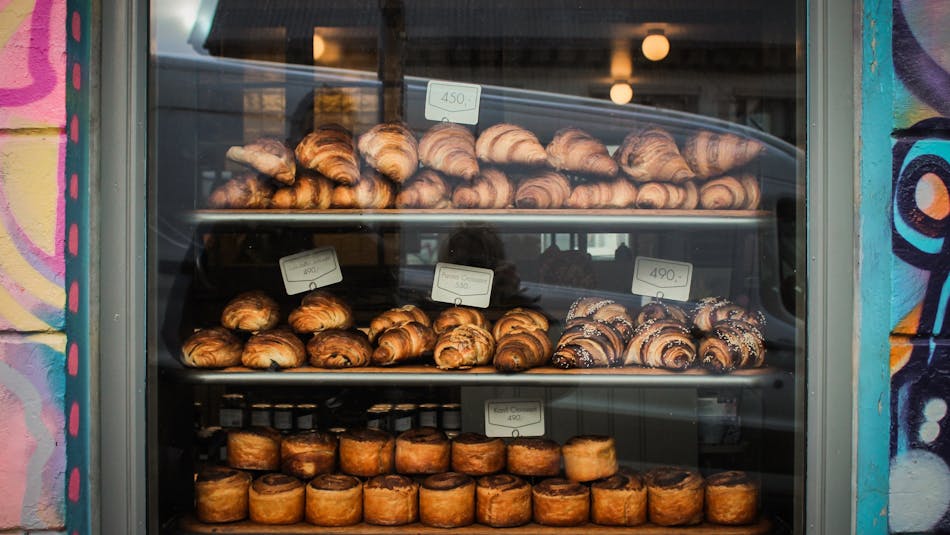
[178,515,772,534]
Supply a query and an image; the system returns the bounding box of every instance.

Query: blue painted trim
[857,0,894,533]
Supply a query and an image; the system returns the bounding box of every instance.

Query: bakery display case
[148,1,805,533]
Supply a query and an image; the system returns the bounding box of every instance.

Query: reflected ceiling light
[642,30,670,62]
[610,45,632,80]
[312,32,326,61]
[610,82,633,105]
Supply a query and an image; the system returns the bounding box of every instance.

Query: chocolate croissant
[699,319,766,372]
[475,123,548,167]
[395,169,452,208]
[615,127,694,183]
[330,169,395,209]
[494,326,553,372]
[242,328,307,369]
[492,308,549,339]
[434,324,495,369]
[358,122,419,183]
[552,318,626,368]
[226,137,296,184]
[208,174,274,209]
[699,176,747,210]
[691,296,765,335]
[221,290,281,332]
[369,305,431,342]
[295,124,360,185]
[307,329,372,368]
[288,291,354,334]
[636,181,686,209]
[546,127,618,177]
[566,178,637,209]
[682,130,765,179]
[622,319,696,369]
[636,300,688,326]
[566,297,635,343]
[452,168,515,209]
[271,174,333,209]
[181,327,244,368]
[418,122,479,180]
[372,321,437,366]
[514,170,571,209]
[433,306,489,335]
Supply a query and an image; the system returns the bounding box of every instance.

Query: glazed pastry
[418,122,479,180]
[226,137,296,184]
[180,327,243,368]
[433,306,489,334]
[227,427,281,471]
[395,427,451,474]
[494,326,553,372]
[699,319,767,372]
[357,121,418,183]
[452,432,506,475]
[419,472,476,528]
[307,329,372,368]
[546,127,618,177]
[507,437,561,477]
[363,474,419,526]
[740,174,762,209]
[305,474,362,527]
[295,124,360,185]
[590,469,647,526]
[395,169,452,208]
[271,174,333,209]
[434,324,495,369]
[476,474,532,527]
[705,470,759,525]
[288,290,354,334]
[372,321,437,365]
[636,300,688,326]
[514,170,572,209]
[281,430,337,480]
[562,435,618,482]
[566,178,637,208]
[636,181,686,209]
[681,180,700,209]
[220,290,280,332]
[622,319,696,369]
[552,318,626,368]
[248,473,305,525]
[646,466,705,526]
[615,127,694,183]
[492,308,549,339]
[194,466,251,523]
[368,304,431,342]
[682,130,765,179]
[338,428,394,477]
[691,296,765,334]
[241,328,306,369]
[475,123,548,167]
[452,168,515,209]
[208,174,275,209]
[566,297,635,342]
[330,168,395,208]
[532,478,590,527]
[700,175,747,210]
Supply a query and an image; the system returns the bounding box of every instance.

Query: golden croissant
[546,127,618,177]
[433,324,495,369]
[418,122,480,180]
[475,123,548,167]
[699,176,747,210]
[682,130,765,179]
[514,170,571,209]
[615,127,695,183]
[452,168,515,209]
[357,122,419,183]
[635,182,686,209]
[493,327,553,373]
[295,124,360,185]
[372,321,437,366]
[208,173,274,209]
[492,308,549,339]
[395,169,452,208]
[369,305,431,342]
[271,174,334,209]
[226,137,297,184]
[566,178,637,209]
[331,169,395,209]
[288,290,354,333]
[433,306,489,334]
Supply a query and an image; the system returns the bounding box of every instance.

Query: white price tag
[425,80,482,125]
[484,399,545,438]
[631,256,693,302]
[430,262,494,308]
[278,247,343,295]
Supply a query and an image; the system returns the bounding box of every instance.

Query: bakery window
[151,0,804,533]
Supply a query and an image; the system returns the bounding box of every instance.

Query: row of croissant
[181,292,766,374]
[208,121,764,210]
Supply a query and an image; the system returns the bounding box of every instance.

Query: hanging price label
[425,80,482,125]
[631,256,693,302]
[430,262,494,308]
[278,247,343,295]
[484,399,545,438]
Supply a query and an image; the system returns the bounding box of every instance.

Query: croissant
[546,127,618,177]
[307,329,372,368]
[635,182,686,209]
[566,297,635,343]
[372,321,437,366]
[271,175,334,209]
[699,319,766,372]
[295,124,360,185]
[452,168,515,209]
[739,174,761,209]
[242,328,307,369]
[566,178,637,209]
[226,137,297,184]
[369,305,431,342]
[492,308,549,339]
[181,327,244,368]
[221,290,281,332]
[288,291,354,334]
[635,300,688,326]
[615,127,694,183]
[433,306,489,335]
[622,319,696,369]
[691,297,765,335]
[208,174,274,209]
[395,169,452,208]
[475,123,548,167]
[358,122,419,183]
[331,169,395,209]
[494,327,553,372]
[682,131,765,179]
[433,324,495,369]
[514,171,571,209]
[681,181,699,210]
[418,123,479,180]
[699,176,746,210]
[552,318,625,368]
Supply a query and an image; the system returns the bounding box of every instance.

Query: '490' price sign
[425,81,482,125]
[631,256,693,302]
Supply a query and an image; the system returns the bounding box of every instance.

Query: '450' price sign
[425,81,482,125]
[631,256,693,302]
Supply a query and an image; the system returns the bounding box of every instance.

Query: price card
[425,80,482,125]
[431,262,494,308]
[484,399,545,438]
[631,256,693,302]
[278,247,343,295]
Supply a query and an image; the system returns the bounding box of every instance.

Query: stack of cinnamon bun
[208,120,765,211]
[197,427,760,527]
